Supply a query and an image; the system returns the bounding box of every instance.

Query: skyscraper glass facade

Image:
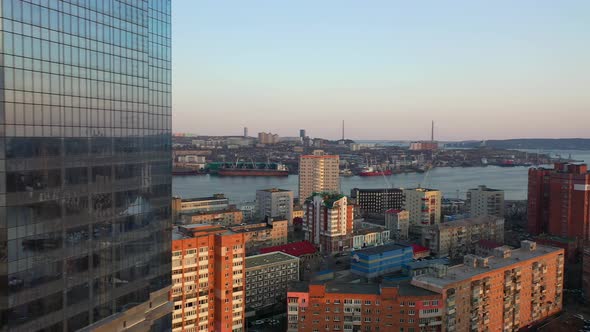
[0,0,172,330]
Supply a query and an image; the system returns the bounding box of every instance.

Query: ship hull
[359,170,393,177]
[217,169,289,177]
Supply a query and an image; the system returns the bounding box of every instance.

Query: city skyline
[172,0,590,140]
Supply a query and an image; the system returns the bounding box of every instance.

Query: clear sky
[172,1,590,140]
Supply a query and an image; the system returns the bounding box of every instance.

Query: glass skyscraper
[0,1,172,331]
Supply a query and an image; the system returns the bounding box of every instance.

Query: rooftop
[352,188,403,193]
[352,243,410,256]
[402,258,450,270]
[354,227,387,236]
[403,187,439,193]
[177,194,227,202]
[246,251,298,269]
[307,192,347,208]
[298,280,437,297]
[470,185,503,192]
[257,188,292,193]
[435,216,503,229]
[412,244,563,289]
[410,244,430,253]
[476,239,503,250]
[179,207,240,216]
[260,241,317,257]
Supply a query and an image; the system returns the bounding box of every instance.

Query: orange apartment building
[412,241,564,332]
[172,224,246,332]
[287,280,443,332]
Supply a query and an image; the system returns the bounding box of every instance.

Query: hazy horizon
[172,1,590,140]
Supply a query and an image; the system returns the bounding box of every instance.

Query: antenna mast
[431,120,434,142]
[342,120,345,141]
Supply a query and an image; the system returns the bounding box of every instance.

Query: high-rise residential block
[351,188,404,215]
[298,150,340,200]
[172,225,246,332]
[421,216,505,258]
[256,188,294,226]
[258,132,279,144]
[403,188,442,231]
[245,252,299,316]
[466,185,505,218]
[287,281,443,332]
[528,163,590,243]
[303,193,353,254]
[412,241,564,332]
[584,245,590,300]
[385,209,410,240]
[1,1,172,331]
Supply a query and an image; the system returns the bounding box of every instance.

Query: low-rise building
[385,209,410,240]
[172,194,230,219]
[260,241,320,276]
[352,225,390,249]
[412,241,564,332]
[245,252,299,316]
[287,281,443,332]
[410,244,431,259]
[229,218,288,254]
[179,208,243,226]
[421,216,505,258]
[351,243,414,278]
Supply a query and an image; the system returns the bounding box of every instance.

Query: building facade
[303,193,353,254]
[229,218,288,254]
[245,252,299,315]
[584,245,590,300]
[421,216,505,258]
[172,225,246,332]
[287,281,443,332]
[528,163,590,244]
[385,209,410,241]
[403,188,442,231]
[172,194,230,219]
[466,185,505,218]
[350,188,404,215]
[256,188,294,227]
[298,150,340,200]
[409,141,439,151]
[412,241,564,332]
[352,222,390,249]
[1,1,172,331]
[179,208,243,226]
[351,243,414,278]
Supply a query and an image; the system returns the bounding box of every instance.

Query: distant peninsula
[446,138,590,151]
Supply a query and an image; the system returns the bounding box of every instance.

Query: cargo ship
[217,163,289,177]
[359,166,393,177]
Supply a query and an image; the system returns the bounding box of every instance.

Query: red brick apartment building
[528,163,590,244]
[287,281,443,332]
[172,224,246,332]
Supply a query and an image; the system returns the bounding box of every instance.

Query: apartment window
[408,310,415,316]
[365,300,371,305]
[408,301,415,307]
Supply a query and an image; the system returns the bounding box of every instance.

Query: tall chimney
[431,121,434,142]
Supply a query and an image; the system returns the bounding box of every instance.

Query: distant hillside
[446,139,590,150]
